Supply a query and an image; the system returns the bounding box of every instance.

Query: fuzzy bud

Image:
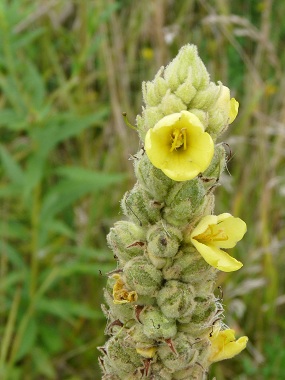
[146,221,182,258]
[163,178,206,226]
[164,45,209,92]
[157,280,196,319]
[201,144,226,187]
[145,250,173,269]
[158,333,198,372]
[139,306,177,339]
[142,69,168,107]
[123,257,163,297]
[178,296,218,338]
[134,153,173,201]
[104,336,142,378]
[107,221,145,265]
[150,362,172,380]
[121,183,162,226]
[162,247,217,284]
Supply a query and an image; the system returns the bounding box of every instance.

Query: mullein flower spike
[100,44,247,380]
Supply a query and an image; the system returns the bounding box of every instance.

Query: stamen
[181,128,187,150]
[170,128,187,152]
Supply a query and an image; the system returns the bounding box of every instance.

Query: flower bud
[178,296,218,338]
[164,45,209,92]
[157,280,196,319]
[128,323,155,347]
[158,332,198,372]
[140,306,177,339]
[162,247,217,284]
[201,144,226,188]
[142,69,168,107]
[190,82,220,110]
[187,108,208,127]
[107,221,145,265]
[150,362,172,380]
[163,179,206,226]
[175,78,197,105]
[105,336,142,378]
[123,257,163,297]
[100,355,119,378]
[172,358,208,380]
[145,249,172,269]
[147,221,182,258]
[134,153,173,201]
[191,295,217,324]
[121,183,162,225]
[160,92,187,115]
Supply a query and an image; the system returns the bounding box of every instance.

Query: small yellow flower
[145,111,214,181]
[136,346,158,358]
[190,213,247,272]
[209,328,248,363]
[112,274,138,304]
[216,85,239,124]
[141,47,154,61]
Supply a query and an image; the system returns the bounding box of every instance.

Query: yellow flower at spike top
[144,111,214,181]
[190,213,247,272]
[209,328,248,363]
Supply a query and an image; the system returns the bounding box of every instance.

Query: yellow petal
[179,110,205,131]
[191,239,243,272]
[145,127,173,169]
[186,130,214,172]
[229,98,239,124]
[213,215,247,249]
[162,159,201,181]
[209,329,248,363]
[153,112,183,130]
[191,215,218,237]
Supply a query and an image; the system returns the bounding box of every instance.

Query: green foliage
[1,0,285,379]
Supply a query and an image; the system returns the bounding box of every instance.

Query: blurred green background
[1,0,284,379]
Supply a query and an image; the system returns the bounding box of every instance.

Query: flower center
[194,224,228,244]
[170,128,187,152]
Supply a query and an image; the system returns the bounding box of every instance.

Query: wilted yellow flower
[145,111,214,181]
[112,274,138,304]
[209,328,248,363]
[190,213,247,272]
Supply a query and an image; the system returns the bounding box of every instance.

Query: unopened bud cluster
[99,44,247,379]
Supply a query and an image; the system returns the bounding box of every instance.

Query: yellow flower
[136,346,158,358]
[216,85,239,124]
[190,213,247,272]
[144,111,214,181]
[112,274,138,304]
[209,328,248,363]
